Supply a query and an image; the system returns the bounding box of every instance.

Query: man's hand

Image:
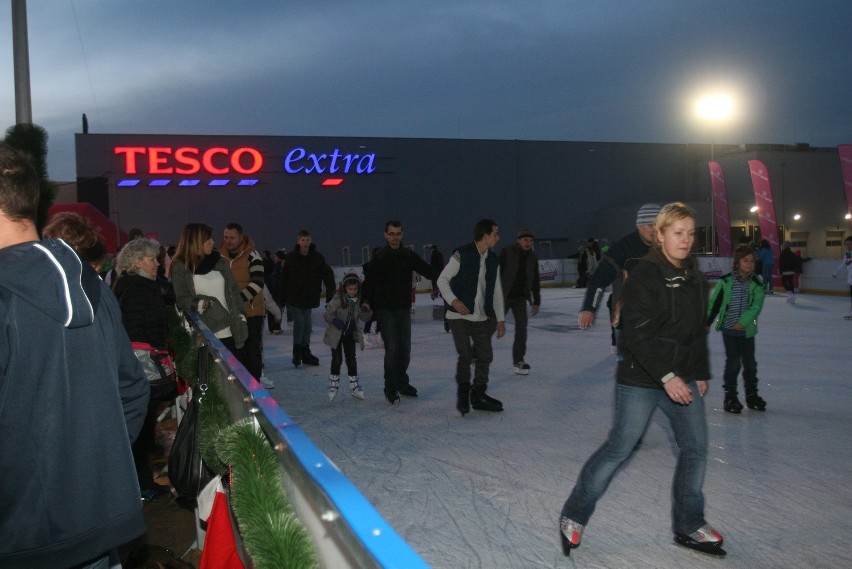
[496,321,506,338]
[578,310,595,329]
[531,305,540,317]
[451,299,470,315]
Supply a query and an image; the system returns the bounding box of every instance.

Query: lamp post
[696,94,734,254]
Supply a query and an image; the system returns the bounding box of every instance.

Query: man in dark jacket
[280,229,335,366]
[577,204,660,340]
[0,143,150,569]
[438,219,506,415]
[499,228,541,375]
[361,220,437,404]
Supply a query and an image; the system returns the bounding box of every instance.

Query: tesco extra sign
[114,146,376,176]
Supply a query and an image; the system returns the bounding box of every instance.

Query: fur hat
[516,228,535,240]
[635,203,662,226]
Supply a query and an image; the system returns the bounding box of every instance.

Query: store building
[74,134,849,263]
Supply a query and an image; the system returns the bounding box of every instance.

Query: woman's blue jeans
[561,383,709,535]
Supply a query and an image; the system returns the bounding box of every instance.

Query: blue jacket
[0,239,149,569]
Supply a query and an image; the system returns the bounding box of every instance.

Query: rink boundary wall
[185,312,430,569]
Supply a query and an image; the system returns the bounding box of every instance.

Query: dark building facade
[75,134,848,261]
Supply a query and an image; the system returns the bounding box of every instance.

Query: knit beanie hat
[636,203,662,226]
[516,228,535,239]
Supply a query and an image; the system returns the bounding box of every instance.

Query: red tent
[48,203,128,254]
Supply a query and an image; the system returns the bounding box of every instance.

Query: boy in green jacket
[708,245,767,413]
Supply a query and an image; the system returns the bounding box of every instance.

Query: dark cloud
[1,1,850,181]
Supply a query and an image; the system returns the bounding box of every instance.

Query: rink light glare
[750,205,759,212]
[696,94,734,121]
[793,213,801,220]
[846,213,852,220]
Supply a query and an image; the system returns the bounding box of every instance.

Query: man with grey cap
[499,228,541,375]
[577,203,661,331]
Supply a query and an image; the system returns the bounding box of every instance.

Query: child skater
[707,244,767,413]
[323,273,372,401]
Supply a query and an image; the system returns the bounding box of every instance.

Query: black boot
[470,385,503,412]
[746,393,766,411]
[302,345,320,366]
[456,383,470,416]
[723,392,743,414]
[292,345,302,367]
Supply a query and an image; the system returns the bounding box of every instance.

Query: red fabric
[199,491,245,569]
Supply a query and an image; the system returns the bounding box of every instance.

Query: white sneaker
[260,374,275,389]
[328,375,340,401]
[513,361,531,375]
[349,376,365,399]
[375,333,384,348]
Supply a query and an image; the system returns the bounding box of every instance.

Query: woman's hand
[663,376,693,405]
[695,380,708,397]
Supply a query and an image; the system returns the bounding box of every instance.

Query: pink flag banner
[748,159,781,284]
[709,161,732,257]
[838,145,852,230]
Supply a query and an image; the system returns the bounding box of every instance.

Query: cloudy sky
[1,0,851,181]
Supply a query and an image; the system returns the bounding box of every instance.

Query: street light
[696,93,735,254]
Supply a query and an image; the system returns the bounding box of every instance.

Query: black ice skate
[746,393,767,411]
[724,393,743,414]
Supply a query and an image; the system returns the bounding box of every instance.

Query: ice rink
[264,287,852,568]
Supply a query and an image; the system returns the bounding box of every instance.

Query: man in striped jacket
[222,222,267,384]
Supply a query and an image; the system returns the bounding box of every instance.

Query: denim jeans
[722,333,758,396]
[289,306,313,346]
[561,383,709,535]
[375,308,412,392]
[70,549,121,569]
[505,298,528,363]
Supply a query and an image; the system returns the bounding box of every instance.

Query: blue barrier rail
[186,311,430,568]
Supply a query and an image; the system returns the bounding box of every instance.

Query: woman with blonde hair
[170,223,247,354]
[112,236,172,500]
[559,202,724,558]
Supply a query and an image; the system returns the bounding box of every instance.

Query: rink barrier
[185,311,430,569]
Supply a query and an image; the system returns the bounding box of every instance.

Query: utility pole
[12,0,33,124]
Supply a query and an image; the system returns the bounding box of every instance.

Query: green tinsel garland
[198,355,319,569]
[166,307,198,385]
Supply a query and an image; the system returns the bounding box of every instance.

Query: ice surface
[265,288,852,568]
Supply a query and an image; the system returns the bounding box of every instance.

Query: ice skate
[375,332,384,348]
[513,361,531,375]
[302,346,320,366]
[363,334,373,349]
[384,388,400,405]
[674,524,726,557]
[559,516,583,556]
[723,393,743,414]
[259,373,275,389]
[470,386,503,412]
[398,383,418,397]
[456,383,470,416]
[292,345,302,367]
[327,375,339,401]
[348,376,365,399]
[746,393,767,411]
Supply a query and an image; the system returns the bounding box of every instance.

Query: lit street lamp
[696,93,735,254]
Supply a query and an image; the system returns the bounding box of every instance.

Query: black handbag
[168,383,206,504]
